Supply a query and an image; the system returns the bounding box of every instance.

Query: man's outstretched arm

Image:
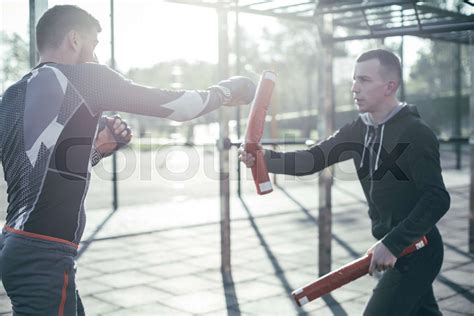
[239,122,355,176]
[56,64,255,121]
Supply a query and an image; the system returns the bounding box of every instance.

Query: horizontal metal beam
[315,1,412,15]
[330,21,474,43]
[416,3,471,21]
[164,0,314,22]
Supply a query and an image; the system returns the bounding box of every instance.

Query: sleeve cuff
[90,148,103,167]
[381,233,406,258]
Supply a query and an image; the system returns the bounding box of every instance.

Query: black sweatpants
[364,227,444,316]
[0,230,85,316]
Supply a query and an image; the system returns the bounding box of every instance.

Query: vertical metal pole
[400,36,405,102]
[110,0,118,211]
[454,43,462,170]
[29,0,36,68]
[29,0,48,68]
[469,32,474,253]
[218,4,231,275]
[235,1,242,198]
[318,15,334,277]
[305,57,314,138]
[399,9,405,102]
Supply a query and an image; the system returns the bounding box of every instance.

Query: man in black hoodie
[239,49,450,315]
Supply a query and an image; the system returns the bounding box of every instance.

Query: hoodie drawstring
[359,124,385,173]
[359,125,370,169]
[374,124,385,172]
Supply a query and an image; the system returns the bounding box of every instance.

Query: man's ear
[385,80,399,96]
[66,30,81,52]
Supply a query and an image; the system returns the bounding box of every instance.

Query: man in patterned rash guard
[0,5,255,315]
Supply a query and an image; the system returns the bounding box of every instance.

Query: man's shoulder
[51,62,112,74]
[1,75,29,104]
[44,63,124,88]
[400,116,437,145]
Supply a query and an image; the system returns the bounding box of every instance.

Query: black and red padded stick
[292,236,429,307]
[244,70,276,195]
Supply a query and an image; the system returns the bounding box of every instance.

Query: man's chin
[355,104,368,113]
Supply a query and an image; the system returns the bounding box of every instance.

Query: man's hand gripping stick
[292,236,428,307]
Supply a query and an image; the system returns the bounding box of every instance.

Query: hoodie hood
[359,102,408,127]
[358,103,419,176]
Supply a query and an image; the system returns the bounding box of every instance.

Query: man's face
[351,59,388,113]
[76,29,99,64]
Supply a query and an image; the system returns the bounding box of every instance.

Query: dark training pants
[364,227,444,316]
[0,230,85,316]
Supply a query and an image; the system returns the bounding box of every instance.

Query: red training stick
[245,71,276,195]
[292,236,428,307]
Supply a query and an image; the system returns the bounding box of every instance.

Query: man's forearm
[264,148,326,176]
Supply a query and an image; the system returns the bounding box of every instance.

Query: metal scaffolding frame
[166,0,474,43]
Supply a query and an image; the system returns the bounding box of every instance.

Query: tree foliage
[1,31,29,92]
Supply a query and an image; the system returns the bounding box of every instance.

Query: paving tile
[224,280,286,303]
[227,267,268,283]
[201,308,253,316]
[130,249,188,265]
[78,248,135,264]
[308,299,367,316]
[174,245,218,257]
[128,242,176,255]
[101,303,193,315]
[440,269,474,288]
[76,278,113,296]
[244,257,301,274]
[441,310,472,316]
[184,254,221,269]
[93,270,158,288]
[236,294,303,315]
[143,261,207,279]
[164,290,229,314]
[149,275,221,295]
[95,285,172,308]
[80,296,119,315]
[76,266,103,279]
[438,293,474,315]
[85,258,147,274]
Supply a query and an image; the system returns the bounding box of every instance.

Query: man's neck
[38,50,76,65]
[370,99,400,125]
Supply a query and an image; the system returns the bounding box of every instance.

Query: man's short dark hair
[36,5,102,53]
[356,49,402,83]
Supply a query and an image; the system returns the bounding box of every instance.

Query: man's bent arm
[382,125,450,257]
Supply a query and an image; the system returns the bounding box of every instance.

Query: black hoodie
[264,104,450,257]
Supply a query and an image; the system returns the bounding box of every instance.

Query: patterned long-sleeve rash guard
[0,63,226,245]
